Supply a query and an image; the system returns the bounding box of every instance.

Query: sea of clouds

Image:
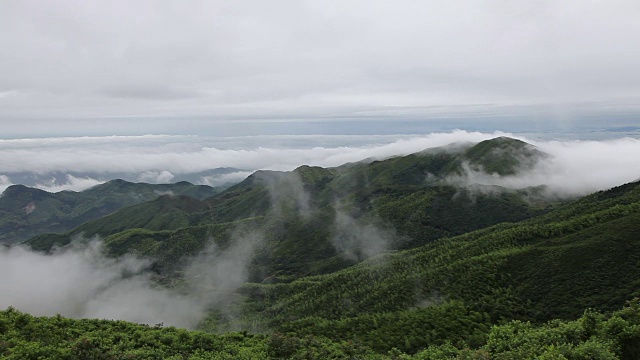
[0,131,638,196]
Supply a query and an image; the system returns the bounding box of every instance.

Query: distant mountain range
[0,180,218,244]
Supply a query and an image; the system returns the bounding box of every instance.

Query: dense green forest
[192,179,638,356]
[2,300,639,359]
[3,137,640,358]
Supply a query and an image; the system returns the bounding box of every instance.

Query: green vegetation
[22,167,635,357]
[461,136,546,176]
[0,180,218,244]
[223,180,640,354]
[26,137,557,281]
[6,137,640,358]
[2,300,639,359]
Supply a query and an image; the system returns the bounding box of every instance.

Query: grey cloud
[445,137,640,197]
[0,175,13,194]
[0,240,207,328]
[0,230,266,329]
[34,175,104,192]
[332,205,397,261]
[198,171,253,187]
[1,1,638,121]
[101,85,202,100]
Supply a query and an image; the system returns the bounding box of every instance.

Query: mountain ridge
[0,179,218,243]
[25,137,562,283]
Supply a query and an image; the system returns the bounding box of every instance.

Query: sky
[1,0,640,136]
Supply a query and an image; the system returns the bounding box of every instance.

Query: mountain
[7,136,640,358]
[4,180,640,358]
[2,167,246,191]
[0,180,218,244]
[27,137,558,281]
[460,136,547,175]
[226,180,640,354]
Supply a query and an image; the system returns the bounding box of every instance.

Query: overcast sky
[1,0,640,136]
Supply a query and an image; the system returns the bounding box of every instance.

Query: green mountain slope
[461,136,547,175]
[6,137,640,357]
[26,137,558,282]
[221,180,640,353]
[0,180,218,244]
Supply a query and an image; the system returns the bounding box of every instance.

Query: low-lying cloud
[0,232,264,329]
[332,207,397,261]
[446,137,640,196]
[185,230,263,298]
[198,171,254,187]
[0,241,205,328]
[258,171,312,217]
[138,170,175,184]
[0,175,12,194]
[0,131,639,196]
[34,174,105,193]
[0,174,105,194]
[0,132,498,175]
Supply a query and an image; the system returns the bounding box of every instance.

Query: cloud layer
[0,241,205,328]
[0,132,498,175]
[34,174,105,193]
[0,232,264,329]
[444,136,640,197]
[1,1,639,125]
[1,131,639,196]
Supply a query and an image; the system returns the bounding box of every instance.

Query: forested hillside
[2,297,639,358]
[222,180,640,354]
[26,137,558,282]
[6,137,640,358]
[0,180,217,244]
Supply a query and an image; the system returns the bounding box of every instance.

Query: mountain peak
[462,136,547,176]
[1,184,50,198]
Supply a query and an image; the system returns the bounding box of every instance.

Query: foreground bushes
[2,299,639,359]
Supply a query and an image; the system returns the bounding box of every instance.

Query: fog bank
[1,131,639,196]
[0,233,263,329]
